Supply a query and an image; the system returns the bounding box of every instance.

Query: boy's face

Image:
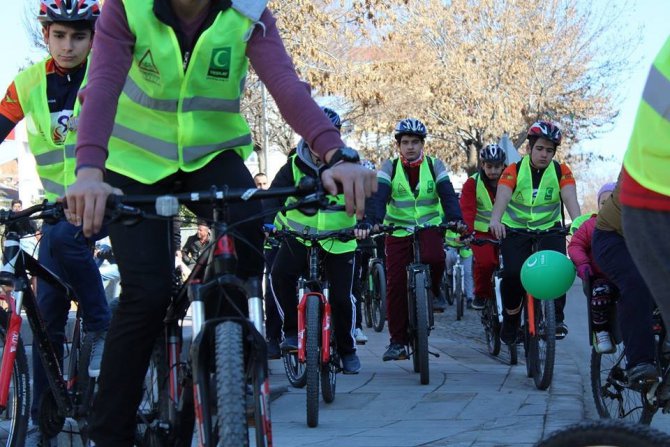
[527,137,557,169]
[598,191,613,210]
[398,135,424,161]
[482,161,504,180]
[43,23,93,69]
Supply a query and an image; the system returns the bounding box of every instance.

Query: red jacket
[567,215,604,276]
[460,174,496,234]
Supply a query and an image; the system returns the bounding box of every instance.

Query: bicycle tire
[0,310,29,447]
[524,320,533,379]
[363,283,374,329]
[371,262,387,333]
[137,338,171,446]
[535,419,670,447]
[320,339,336,404]
[509,341,518,365]
[455,269,464,321]
[414,271,430,385]
[441,270,454,306]
[251,353,272,447]
[530,298,556,390]
[282,352,306,389]
[215,321,248,446]
[483,300,501,356]
[590,345,655,424]
[305,295,321,428]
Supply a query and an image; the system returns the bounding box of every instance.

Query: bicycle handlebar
[0,201,65,227]
[274,228,358,243]
[504,226,569,236]
[471,237,501,247]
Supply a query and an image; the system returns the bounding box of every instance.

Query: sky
[1,1,669,180]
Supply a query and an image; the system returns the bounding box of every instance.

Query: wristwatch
[325,147,360,168]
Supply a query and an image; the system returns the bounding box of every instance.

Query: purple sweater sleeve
[76,3,343,172]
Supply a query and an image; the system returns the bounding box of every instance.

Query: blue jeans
[31,220,111,422]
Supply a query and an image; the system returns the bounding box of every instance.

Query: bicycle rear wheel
[0,310,29,447]
[529,298,556,390]
[413,271,430,385]
[136,338,171,446]
[215,321,248,446]
[305,295,321,428]
[483,299,501,356]
[441,271,454,306]
[590,344,655,424]
[455,270,464,321]
[371,262,386,333]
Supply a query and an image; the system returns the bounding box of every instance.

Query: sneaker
[88,330,107,378]
[433,293,447,313]
[500,316,519,345]
[627,362,658,388]
[382,343,408,361]
[593,331,615,354]
[466,298,473,309]
[555,322,569,340]
[354,328,368,345]
[471,296,486,310]
[280,335,298,352]
[267,338,281,360]
[341,353,361,374]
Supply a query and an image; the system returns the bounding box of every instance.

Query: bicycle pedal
[428,350,440,358]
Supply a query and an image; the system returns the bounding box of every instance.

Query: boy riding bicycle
[489,121,581,344]
[368,118,467,361]
[459,143,507,310]
[0,1,110,440]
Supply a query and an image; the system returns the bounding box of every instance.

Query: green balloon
[520,250,576,300]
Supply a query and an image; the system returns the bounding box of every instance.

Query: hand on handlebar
[320,162,377,220]
[488,219,506,240]
[65,168,122,238]
[354,221,372,240]
[445,219,469,234]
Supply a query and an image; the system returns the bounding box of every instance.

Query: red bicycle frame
[0,292,22,409]
[297,292,332,365]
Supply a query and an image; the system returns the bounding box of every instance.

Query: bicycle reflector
[520,250,576,300]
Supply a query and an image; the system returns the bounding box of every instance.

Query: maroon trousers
[472,230,499,299]
[385,228,445,344]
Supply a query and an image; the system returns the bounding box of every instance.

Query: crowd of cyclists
[0,0,669,445]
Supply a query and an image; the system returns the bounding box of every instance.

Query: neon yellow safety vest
[444,230,472,258]
[275,156,356,254]
[623,35,670,197]
[501,156,561,230]
[110,1,255,184]
[472,172,493,232]
[384,156,442,237]
[13,57,87,200]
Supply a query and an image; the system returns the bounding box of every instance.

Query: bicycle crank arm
[428,350,440,358]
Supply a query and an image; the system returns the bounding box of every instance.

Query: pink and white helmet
[39,0,100,24]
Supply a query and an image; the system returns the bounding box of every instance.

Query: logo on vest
[544,187,554,201]
[515,191,524,202]
[427,181,435,194]
[208,47,231,80]
[397,183,408,196]
[138,49,160,84]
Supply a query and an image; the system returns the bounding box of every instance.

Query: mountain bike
[591,304,670,425]
[0,203,97,446]
[381,223,460,385]
[536,419,670,447]
[275,228,358,428]
[504,226,569,390]
[472,237,503,357]
[360,235,386,333]
[445,245,466,320]
[105,179,324,446]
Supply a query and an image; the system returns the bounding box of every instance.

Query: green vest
[384,156,442,237]
[110,1,254,184]
[623,35,670,196]
[13,58,87,200]
[472,172,493,232]
[444,230,472,258]
[275,156,356,254]
[501,156,562,230]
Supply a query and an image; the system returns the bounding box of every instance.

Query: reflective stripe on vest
[472,173,494,232]
[110,1,254,184]
[501,156,561,230]
[384,156,442,236]
[13,57,85,200]
[280,155,356,254]
[623,35,670,196]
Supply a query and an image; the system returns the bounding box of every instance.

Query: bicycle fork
[0,290,22,410]
[297,288,332,365]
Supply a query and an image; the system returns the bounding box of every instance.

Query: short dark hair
[196,218,210,228]
[45,20,95,34]
[11,199,22,207]
[254,172,267,178]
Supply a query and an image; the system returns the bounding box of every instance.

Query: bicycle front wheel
[413,271,430,385]
[455,270,464,321]
[537,419,670,447]
[0,310,29,447]
[441,271,453,306]
[590,344,655,424]
[305,295,321,428]
[483,299,501,356]
[215,321,248,446]
[320,335,336,404]
[529,298,556,390]
[371,262,386,333]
